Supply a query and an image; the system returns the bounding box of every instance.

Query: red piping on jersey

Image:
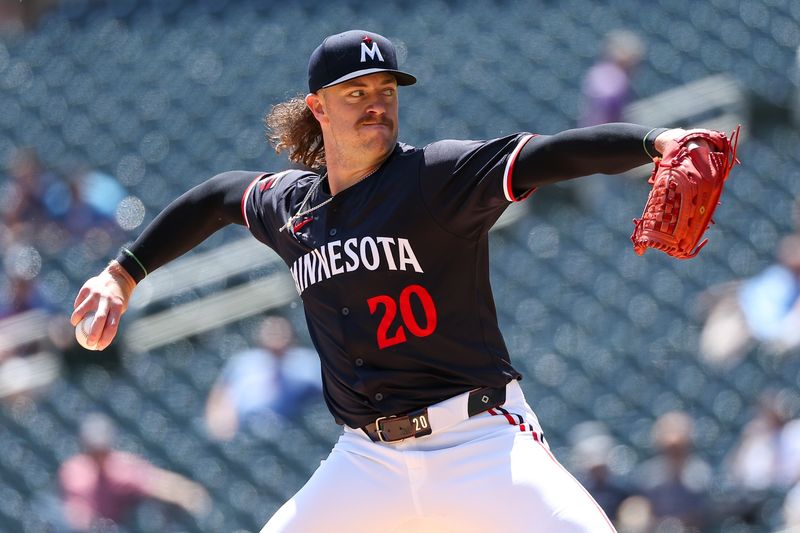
[241,173,269,228]
[503,134,538,202]
[293,217,313,232]
[261,175,282,191]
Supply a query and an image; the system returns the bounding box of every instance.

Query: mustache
[359,117,393,127]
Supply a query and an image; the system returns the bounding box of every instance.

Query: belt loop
[467,385,506,416]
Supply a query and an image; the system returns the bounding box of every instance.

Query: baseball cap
[308,30,417,93]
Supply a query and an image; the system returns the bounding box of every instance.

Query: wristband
[644,127,670,158]
[115,247,148,283]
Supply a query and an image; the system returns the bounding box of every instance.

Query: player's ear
[305,93,327,123]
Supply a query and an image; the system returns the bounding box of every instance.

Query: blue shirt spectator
[738,235,800,351]
[205,316,322,440]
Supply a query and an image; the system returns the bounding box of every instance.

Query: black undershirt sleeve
[115,170,261,283]
[513,123,667,194]
[114,126,667,281]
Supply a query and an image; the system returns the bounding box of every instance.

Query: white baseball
[75,313,98,350]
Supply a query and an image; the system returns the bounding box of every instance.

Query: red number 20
[367,284,438,349]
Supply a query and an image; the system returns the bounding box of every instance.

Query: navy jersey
[243,133,536,428]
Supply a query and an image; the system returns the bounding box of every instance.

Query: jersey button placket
[329,228,337,237]
[354,358,364,367]
[374,393,384,402]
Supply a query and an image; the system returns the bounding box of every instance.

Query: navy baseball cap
[308,30,417,93]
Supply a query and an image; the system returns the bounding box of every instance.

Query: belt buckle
[373,415,396,443]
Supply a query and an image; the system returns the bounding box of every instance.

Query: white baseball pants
[261,380,616,532]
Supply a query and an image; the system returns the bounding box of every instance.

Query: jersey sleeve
[241,170,293,250]
[419,133,536,237]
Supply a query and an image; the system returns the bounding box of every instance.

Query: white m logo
[360,42,384,63]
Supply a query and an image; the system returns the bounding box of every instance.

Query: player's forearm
[115,171,255,282]
[514,123,668,189]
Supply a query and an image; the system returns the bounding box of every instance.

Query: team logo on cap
[360,35,384,63]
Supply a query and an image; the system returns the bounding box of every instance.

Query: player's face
[316,73,399,163]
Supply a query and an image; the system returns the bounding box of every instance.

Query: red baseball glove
[631,126,741,259]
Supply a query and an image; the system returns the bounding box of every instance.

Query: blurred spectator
[205,315,322,440]
[726,390,800,490]
[569,421,634,523]
[572,30,645,209]
[739,234,800,353]
[579,30,645,127]
[635,411,713,529]
[698,280,752,367]
[0,0,61,34]
[1,147,57,239]
[59,413,210,531]
[700,234,800,366]
[0,274,48,319]
[40,174,105,247]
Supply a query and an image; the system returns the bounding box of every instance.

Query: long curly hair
[265,95,325,170]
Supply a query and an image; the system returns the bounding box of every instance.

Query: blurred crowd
[0,146,131,402]
[0,135,324,531]
[572,397,800,532]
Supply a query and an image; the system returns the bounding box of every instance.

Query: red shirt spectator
[59,449,156,528]
[59,413,209,531]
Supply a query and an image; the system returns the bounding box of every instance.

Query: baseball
[75,313,98,350]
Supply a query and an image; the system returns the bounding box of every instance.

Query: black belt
[362,385,507,443]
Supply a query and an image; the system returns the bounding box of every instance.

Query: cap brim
[320,68,417,91]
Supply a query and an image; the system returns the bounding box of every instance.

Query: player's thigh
[431,432,616,532]
[259,444,410,533]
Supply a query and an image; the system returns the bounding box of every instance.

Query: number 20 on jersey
[367,284,438,349]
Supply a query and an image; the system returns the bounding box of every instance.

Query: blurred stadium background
[1,0,800,531]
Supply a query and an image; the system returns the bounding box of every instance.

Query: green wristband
[121,247,148,278]
[643,128,659,159]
